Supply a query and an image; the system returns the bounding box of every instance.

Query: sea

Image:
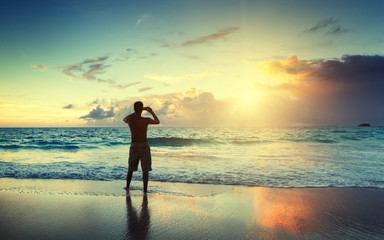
[0,127,383,189]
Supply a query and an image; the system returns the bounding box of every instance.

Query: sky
[1,0,383,127]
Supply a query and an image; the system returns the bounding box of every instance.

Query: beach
[1,178,383,240]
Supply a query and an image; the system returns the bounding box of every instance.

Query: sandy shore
[1,178,383,240]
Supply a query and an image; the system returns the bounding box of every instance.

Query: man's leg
[143,172,149,193]
[126,170,133,190]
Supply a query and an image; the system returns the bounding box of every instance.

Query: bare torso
[126,114,151,142]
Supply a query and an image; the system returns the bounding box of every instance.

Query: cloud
[154,39,176,48]
[181,27,239,47]
[61,56,145,89]
[136,14,150,25]
[133,89,232,126]
[81,56,108,64]
[80,105,115,120]
[61,56,110,81]
[257,54,384,125]
[62,64,81,78]
[31,64,47,72]
[79,87,235,127]
[126,48,137,54]
[82,63,110,81]
[144,71,221,84]
[326,26,349,35]
[63,104,74,109]
[110,81,140,89]
[80,53,384,127]
[257,55,320,84]
[301,18,349,35]
[113,48,158,62]
[303,18,339,33]
[314,55,384,81]
[260,54,384,84]
[184,54,202,60]
[139,87,152,92]
[161,89,234,126]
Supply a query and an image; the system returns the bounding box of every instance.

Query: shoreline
[1,177,383,191]
[1,178,384,239]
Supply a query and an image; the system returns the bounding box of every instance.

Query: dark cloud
[181,27,239,47]
[83,63,110,81]
[91,99,99,105]
[80,105,115,120]
[61,56,110,81]
[301,18,349,35]
[81,56,108,65]
[314,55,384,82]
[304,18,339,33]
[139,87,152,92]
[63,104,74,109]
[266,55,384,125]
[61,56,135,89]
[314,55,384,123]
[126,48,137,53]
[326,26,349,35]
[62,64,81,78]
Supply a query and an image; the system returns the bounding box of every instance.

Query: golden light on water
[253,189,315,236]
[246,188,349,236]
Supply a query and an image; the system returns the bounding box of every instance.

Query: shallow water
[1,127,383,188]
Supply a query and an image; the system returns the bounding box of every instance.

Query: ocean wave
[0,162,126,180]
[150,137,274,146]
[341,135,361,141]
[314,139,337,144]
[148,137,215,146]
[1,127,383,189]
[232,140,272,144]
[1,162,383,189]
[0,144,84,151]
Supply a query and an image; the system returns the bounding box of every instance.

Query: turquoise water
[1,127,383,188]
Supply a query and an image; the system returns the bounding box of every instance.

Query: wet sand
[1,178,383,240]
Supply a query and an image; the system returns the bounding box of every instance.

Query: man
[123,101,160,193]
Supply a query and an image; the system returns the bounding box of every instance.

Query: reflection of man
[125,195,150,239]
[124,101,160,193]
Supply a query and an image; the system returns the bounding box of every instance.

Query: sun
[236,88,261,113]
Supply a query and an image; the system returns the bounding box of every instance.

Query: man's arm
[146,108,160,124]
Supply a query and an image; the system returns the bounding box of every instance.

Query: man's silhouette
[124,101,160,193]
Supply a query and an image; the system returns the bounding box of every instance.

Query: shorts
[128,141,152,172]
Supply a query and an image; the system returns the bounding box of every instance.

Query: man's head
[134,101,144,114]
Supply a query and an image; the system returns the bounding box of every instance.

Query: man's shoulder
[124,114,134,123]
[132,116,151,123]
